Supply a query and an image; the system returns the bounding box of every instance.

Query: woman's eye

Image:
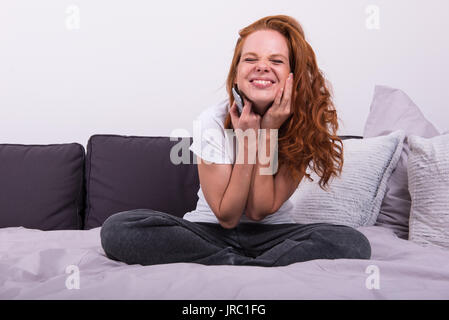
[244,58,283,64]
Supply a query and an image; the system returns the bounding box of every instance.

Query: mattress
[1,224,449,299]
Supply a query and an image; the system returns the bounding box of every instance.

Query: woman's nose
[255,60,269,72]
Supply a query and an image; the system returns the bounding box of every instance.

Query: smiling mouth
[250,80,275,89]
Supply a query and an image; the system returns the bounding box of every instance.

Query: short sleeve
[190,108,234,164]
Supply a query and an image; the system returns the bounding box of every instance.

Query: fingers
[272,73,293,110]
[241,97,252,116]
[281,73,294,109]
[275,86,283,106]
[229,102,239,123]
[230,101,238,115]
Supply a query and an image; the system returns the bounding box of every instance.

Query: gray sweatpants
[100,209,371,267]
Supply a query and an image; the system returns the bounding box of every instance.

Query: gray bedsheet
[1,225,449,299]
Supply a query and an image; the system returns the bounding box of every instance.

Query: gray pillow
[408,134,449,250]
[290,130,405,228]
[84,135,199,229]
[363,85,440,239]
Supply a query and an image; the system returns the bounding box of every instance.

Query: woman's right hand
[229,98,261,134]
[230,99,261,163]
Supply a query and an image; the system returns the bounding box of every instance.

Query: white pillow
[289,130,405,228]
[407,134,449,249]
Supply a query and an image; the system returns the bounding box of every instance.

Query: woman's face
[235,29,291,115]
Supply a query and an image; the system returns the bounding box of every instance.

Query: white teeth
[253,80,272,85]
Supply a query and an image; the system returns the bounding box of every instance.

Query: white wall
[1,0,448,149]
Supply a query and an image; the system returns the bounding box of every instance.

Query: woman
[100,15,371,266]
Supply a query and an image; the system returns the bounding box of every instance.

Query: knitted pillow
[290,130,405,228]
[363,85,440,238]
[408,134,449,249]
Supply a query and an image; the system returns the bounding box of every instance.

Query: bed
[1,224,449,299]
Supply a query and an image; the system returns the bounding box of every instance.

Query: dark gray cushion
[0,143,85,230]
[84,134,359,229]
[84,135,199,229]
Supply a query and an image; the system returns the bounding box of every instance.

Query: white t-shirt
[183,98,295,224]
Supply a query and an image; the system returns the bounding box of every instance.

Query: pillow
[363,85,440,239]
[290,130,405,228]
[407,134,449,249]
[0,143,85,230]
[84,135,199,229]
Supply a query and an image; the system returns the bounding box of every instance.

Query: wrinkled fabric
[1,224,449,299]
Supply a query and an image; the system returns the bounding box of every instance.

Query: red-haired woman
[101,15,371,266]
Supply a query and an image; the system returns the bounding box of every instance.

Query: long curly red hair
[224,15,344,191]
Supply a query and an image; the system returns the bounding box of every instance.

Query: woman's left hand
[260,73,294,130]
